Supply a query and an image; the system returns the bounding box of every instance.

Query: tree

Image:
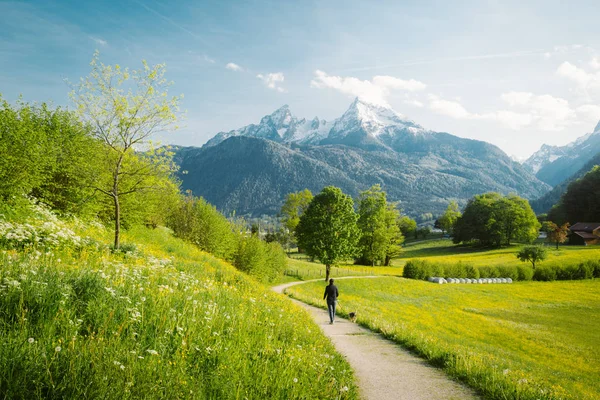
[454,193,539,246]
[383,202,404,266]
[70,52,182,249]
[543,221,570,249]
[168,193,237,261]
[398,215,417,239]
[517,245,547,269]
[438,201,461,235]
[280,189,313,245]
[356,185,388,266]
[296,186,359,281]
[355,185,404,266]
[548,166,600,224]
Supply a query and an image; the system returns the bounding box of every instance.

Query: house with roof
[569,222,600,245]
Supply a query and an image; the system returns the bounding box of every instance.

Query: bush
[445,262,467,278]
[516,265,534,281]
[478,265,501,278]
[234,236,287,284]
[533,265,558,281]
[498,265,519,281]
[465,264,480,279]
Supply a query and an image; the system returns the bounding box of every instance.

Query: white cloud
[427,91,588,131]
[203,55,216,64]
[310,70,426,106]
[428,95,472,119]
[556,60,600,95]
[576,104,600,122]
[404,99,424,108]
[589,57,600,70]
[257,72,286,92]
[89,36,107,46]
[500,91,576,131]
[225,62,243,72]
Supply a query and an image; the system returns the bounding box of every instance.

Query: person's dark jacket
[323,284,339,303]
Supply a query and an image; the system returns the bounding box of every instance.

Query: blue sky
[1,0,600,159]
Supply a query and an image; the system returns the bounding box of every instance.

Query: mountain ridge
[174,98,550,217]
[523,120,600,186]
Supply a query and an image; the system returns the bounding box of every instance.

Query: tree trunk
[113,194,120,249]
[384,255,391,266]
[325,264,331,281]
[556,241,559,250]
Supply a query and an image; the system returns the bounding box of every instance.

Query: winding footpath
[272,277,478,400]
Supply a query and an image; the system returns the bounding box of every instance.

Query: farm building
[569,222,600,245]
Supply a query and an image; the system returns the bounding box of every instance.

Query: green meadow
[0,216,357,399]
[396,239,599,269]
[286,276,600,400]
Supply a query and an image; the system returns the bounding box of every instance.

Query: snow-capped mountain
[203,105,331,148]
[176,97,549,217]
[524,120,600,186]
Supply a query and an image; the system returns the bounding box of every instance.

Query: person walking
[323,278,339,324]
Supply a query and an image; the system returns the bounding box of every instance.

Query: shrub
[498,265,519,281]
[533,265,558,281]
[465,264,480,279]
[516,265,534,281]
[403,259,434,280]
[478,265,501,278]
[445,262,467,278]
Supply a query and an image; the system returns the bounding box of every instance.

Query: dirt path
[273,277,478,400]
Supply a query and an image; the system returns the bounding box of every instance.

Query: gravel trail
[272,277,478,400]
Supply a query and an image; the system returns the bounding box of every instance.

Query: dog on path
[348,312,357,322]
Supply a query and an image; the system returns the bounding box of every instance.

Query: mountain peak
[594,120,600,133]
[335,97,423,137]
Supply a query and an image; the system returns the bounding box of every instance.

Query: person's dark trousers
[327,300,336,323]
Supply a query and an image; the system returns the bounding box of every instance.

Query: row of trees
[548,165,600,224]
[280,185,408,281]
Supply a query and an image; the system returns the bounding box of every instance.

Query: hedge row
[403,259,600,282]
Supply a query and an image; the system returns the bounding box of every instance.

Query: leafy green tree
[357,185,388,266]
[296,186,359,281]
[454,193,539,246]
[280,189,313,245]
[517,245,547,269]
[398,215,417,239]
[70,52,182,249]
[383,202,404,266]
[543,221,570,249]
[548,166,600,224]
[168,194,237,261]
[438,200,461,235]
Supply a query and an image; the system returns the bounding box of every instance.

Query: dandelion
[146,349,158,355]
[293,378,298,383]
[341,386,349,392]
[55,346,61,352]
[28,338,35,344]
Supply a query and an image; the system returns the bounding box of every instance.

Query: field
[396,239,599,269]
[0,218,357,399]
[286,277,600,400]
[276,256,403,284]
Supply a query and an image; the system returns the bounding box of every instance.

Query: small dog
[348,312,357,322]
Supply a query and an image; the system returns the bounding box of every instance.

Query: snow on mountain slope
[328,97,425,139]
[523,120,600,185]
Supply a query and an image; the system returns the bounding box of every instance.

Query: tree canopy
[69,52,182,248]
[296,186,359,281]
[453,192,539,246]
[438,200,461,235]
[356,185,403,266]
[517,245,547,269]
[548,165,600,224]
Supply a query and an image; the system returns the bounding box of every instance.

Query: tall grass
[287,277,600,400]
[0,208,357,399]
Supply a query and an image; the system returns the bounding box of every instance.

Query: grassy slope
[287,277,600,400]
[0,224,357,399]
